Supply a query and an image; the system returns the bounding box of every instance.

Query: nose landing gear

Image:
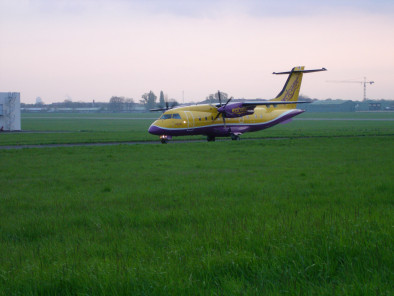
[160,135,171,144]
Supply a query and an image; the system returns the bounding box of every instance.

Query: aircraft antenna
[326,77,374,101]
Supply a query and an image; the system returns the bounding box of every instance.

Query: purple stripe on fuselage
[148,109,304,137]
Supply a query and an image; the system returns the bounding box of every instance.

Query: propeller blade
[223,97,232,107]
[214,92,231,125]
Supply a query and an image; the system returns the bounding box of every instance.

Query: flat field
[0,112,393,295]
[0,112,393,145]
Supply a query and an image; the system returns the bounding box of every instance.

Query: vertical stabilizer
[271,66,304,108]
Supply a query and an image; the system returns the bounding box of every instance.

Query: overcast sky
[1,0,394,103]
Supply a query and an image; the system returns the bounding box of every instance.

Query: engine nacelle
[217,102,255,118]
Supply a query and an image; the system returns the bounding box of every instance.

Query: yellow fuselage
[148,104,303,137]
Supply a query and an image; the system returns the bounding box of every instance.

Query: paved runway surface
[1,134,392,150]
[22,117,394,121]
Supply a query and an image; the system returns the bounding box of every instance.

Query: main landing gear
[207,135,216,142]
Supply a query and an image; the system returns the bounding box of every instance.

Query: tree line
[110,90,178,111]
[23,90,180,112]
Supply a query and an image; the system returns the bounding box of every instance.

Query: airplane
[148,66,326,143]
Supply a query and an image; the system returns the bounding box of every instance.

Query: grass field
[0,112,393,146]
[0,112,393,295]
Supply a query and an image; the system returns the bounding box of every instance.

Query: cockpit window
[160,114,172,120]
[160,113,181,120]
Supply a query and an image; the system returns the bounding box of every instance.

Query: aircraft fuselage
[148,104,304,138]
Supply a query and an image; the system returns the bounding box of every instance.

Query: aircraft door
[184,111,194,130]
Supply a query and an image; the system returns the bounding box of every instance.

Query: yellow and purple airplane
[149,66,326,143]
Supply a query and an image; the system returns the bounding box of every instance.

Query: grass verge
[0,136,393,295]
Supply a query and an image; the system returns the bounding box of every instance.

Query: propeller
[214,90,232,128]
[150,94,177,112]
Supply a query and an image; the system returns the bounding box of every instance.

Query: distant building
[368,102,381,111]
[355,100,392,111]
[0,92,21,131]
[304,100,356,112]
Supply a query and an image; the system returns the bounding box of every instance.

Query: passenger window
[205,117,207,120]
[172,113,181,119]
[199,117,201,121]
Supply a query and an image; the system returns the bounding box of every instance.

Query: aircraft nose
[148,124,161,135]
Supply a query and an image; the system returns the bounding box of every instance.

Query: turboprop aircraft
[148,66,326,143]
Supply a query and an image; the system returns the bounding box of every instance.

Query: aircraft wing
[215,101,310,108]
[241,101,311,107]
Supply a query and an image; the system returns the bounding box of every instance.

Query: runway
[296,118,394,121]
[1,134,392,150]
[21,116,394,121]
[22,116,157,120]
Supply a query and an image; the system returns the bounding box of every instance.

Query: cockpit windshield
[160,113,182,120]
[160,114,172,120]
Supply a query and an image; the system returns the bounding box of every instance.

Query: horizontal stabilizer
[273,68,327,75]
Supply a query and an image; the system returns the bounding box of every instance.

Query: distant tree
[109,96,125,112]
[63,99,73,108]
[159,91,165,108]
[201,91,228,104]
[125,98,134,111]
[168,99,179,108]
[35,97,44,106]
[206,94,216,104]
[214,91,228,102]
[140,91,157,110]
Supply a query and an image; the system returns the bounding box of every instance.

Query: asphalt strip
[1,134,392,150]
[21,117,394,121]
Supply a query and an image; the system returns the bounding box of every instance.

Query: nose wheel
[231,134,240,141]
[207,135,216,142]
[160,135,170,144]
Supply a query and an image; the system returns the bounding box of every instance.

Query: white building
[0,92,21,131]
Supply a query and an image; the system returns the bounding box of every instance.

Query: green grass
[0,136,393,295]
[0,112,393,146]
[298,111,394,119]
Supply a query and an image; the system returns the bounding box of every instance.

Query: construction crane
[327,77,374,101]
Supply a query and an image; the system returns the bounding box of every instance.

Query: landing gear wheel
[207,135,216,142]
[160,135,169,144]
[231,134,240,141]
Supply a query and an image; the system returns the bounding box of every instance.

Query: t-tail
[271,66,326,108]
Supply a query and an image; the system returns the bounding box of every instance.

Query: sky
[1,0,394,104]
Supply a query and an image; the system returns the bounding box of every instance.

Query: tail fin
[271,66,326,108]
[271,66,304,108]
